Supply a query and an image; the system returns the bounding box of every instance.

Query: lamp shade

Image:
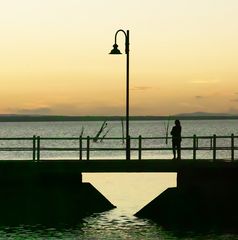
[109,44,122,54]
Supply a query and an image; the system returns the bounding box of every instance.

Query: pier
[1,134,238,228]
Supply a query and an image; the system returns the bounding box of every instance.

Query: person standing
[170,120,182,160]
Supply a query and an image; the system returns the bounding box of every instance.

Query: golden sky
[1,0,238,116]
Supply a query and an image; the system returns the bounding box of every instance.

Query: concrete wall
[0,162,115,225]
[135,165,238,232]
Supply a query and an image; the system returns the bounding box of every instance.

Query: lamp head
[109,44,122,54]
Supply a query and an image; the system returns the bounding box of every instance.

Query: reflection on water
[1,212,238,240]
[0,214,165,240]
[80,211,163,240]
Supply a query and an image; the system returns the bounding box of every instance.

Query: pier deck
[0,159,238,173]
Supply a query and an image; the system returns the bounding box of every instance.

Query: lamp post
[109,29,130,160]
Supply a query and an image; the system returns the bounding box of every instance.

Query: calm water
[0,120,238,239]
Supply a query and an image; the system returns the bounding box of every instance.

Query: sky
[0,0,238,116]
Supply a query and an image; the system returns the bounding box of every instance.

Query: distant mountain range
[176,112,233,116]
[175,111,236,117]
[0,112,237,122]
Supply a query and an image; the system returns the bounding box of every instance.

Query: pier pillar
[0,162,115,225]
[135,164,238,231]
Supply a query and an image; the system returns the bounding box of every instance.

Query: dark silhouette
[93,121,107,142]
[170,119,182,160]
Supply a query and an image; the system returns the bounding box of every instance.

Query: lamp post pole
[110,29,130,160]
[125,30,130,161]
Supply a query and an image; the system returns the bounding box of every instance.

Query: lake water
[0,120,238,239]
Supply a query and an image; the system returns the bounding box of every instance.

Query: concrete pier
[135,165,238,231]
[1,159,238,229]
[0,161,115,225]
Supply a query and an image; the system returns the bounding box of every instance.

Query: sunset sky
[1,0,238,116]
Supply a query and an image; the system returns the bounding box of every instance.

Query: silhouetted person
[170,120,182,160]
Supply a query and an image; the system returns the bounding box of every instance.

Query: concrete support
[135,167,238,231]
[0,162,115,225]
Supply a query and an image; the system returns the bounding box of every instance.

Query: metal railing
[0,134,237,161]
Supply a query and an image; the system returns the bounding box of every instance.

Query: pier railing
[0,134,237,161]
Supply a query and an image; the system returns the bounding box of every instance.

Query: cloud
[195,95,204,99]
[131,86,153,91]
[189,79,220,84]
[7,107,52,115]
[227,107,238,114]
[229,92,238,102]
[190,80,210,84]
[179,102,205,109]
[49,102,125,115]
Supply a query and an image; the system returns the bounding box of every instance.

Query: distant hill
[175,111,235,117]
[0,113,237,122]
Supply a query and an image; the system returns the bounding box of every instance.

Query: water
[0,119,238,160]
[0,119,238,239]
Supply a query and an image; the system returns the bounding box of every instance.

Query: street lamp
[109,29,130,160]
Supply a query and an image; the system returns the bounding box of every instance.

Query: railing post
[231,133,234,162]
[213,134,216,161]
[37,136,40,162]
[138,135,142,160]
[33,135,36,161]
[193,134,196,160]
[128,135,131,160]
[79,136,83,160]
[87,136,90,160]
